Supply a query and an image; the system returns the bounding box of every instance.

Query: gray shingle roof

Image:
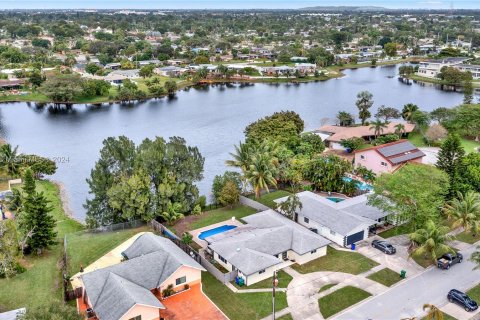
[207,210,330,275]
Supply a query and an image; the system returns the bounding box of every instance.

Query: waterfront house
[275,191,391,246]
[416,57,469,79]
[108,69,140,79]
[205,210,330,286]
[354,140,425,175]
[155,66,186,77]
[316,122,415,150]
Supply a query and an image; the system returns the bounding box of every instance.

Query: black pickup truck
[437,253,463,270]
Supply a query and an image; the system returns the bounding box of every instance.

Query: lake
[0,65,465,222]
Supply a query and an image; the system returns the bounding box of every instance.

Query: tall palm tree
[245,152,278,198]
[423,304,444,320]
[409,220,454,264]
[0,144,21,176]
[279,194,303,219]
[444,191,480,235]
[336,111,354,127]
[370,119,389,139]
[226,141,252,174]
[159,202,184,225]
[394,123,406,137]
[402,103,419,123]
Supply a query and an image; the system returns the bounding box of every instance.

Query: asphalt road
[334,246,480,320]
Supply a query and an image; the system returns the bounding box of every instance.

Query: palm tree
[336,111,354,127]
[409,220,455,264]
[471,245,480,270]
[369,119,389,139]
[0,144,21,176]
[226,141,252,175]
[402,103,419,123]
[394,123,406,137]
[444,191,480,235]
[245,152,278,198]
[423,304,444,320]
[279,194,303,220]
[159,202,184,225]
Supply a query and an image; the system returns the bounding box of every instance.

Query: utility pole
[272,270,278,320]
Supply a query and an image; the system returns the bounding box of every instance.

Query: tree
[139,64,155,78]
[402,103,419,122]
[444,191,480,235]
[336,111,355,126]
[244,111,304,145]
[0,219,20,278]
[411,110,431,131]
[279,194,302,219]
[423,304,444,320]
[246,152,278,198]
[409,219,454,264]
[463,79,473,105]
[218,180,240,208]
[182,232,193,245]
[159,202,184,225]
[394,123,406,136]
[384,42,398,57]
[17,300,82,320]
[194,55,210,64]
[355,91,373,125]
[369,119,389,138]
[296,132,325,156]
[459,153,480,193]
[85,63,101,75]
[375,106,400,121]
[436,134,466,199]
[0,144,21,176]
[40,74,84,103]
[425,124,448,144]
[452,104,480,141]
[305,155,352,192]
[29,69,45,87]
[164,80,177,95]
[369,164,449,230]
[438,67,472,85]
[472,246,480,270]
[22,168,36,196]
[211,171,242,204]
[340,137,364,152]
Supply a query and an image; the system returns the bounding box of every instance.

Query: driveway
[419,147,439,165]
[334,245,480,320]
[356,236,424,276]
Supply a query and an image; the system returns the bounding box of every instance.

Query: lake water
[0,65,465,222]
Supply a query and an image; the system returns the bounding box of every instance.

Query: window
[175,276,187,286]
[330,230,336,236]
[311,249,317,254]
[381,161,388,167]
[304,217,309,223]
[129,316,141,320]
[218,255,227,264]
[360,155,365,160]
[259,269,265,274]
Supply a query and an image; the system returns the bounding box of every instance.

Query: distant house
[354,140,425,174]
[155,66,186,77]
[105,62,122,70]
[416,57,469,79]
[205,210,330,286]
[290,56,309,62]
[108,69,140,79]
[315,122,415,150]
[0,79,25,90]
[275,191,390,246]
[79,233,208,320]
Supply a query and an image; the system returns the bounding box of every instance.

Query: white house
[416,57,469,79]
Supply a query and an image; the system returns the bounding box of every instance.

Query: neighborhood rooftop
[357,139,426,165]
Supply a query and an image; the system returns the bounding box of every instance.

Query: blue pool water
[327,197,345,203]
[198,225,237,240]
[342,177,373,191]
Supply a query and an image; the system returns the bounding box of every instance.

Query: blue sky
[0,0,478,9]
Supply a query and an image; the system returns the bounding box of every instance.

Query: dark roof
[357,140,425,165]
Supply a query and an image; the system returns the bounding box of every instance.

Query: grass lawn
[366,268,402,287]
[318,286,371,318]
[410,247,457,268]
[202,272,288,320]
[455,231,480,244]
[247,190,291,208]
[378,223,414,239]
[0,180,84,311]
[421,312,457,320]
[319,283,338,293]
[292,246,379,275]
[467,284,480,302]
[66,226,150,275]
[277,314,293,320]
[187,205,257,230]
[408,132,480,154]
[232,270,292,289]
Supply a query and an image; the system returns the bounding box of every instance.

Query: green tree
[305,155,352,192]
[409,219,454,264]
[244,111,304,145]
[436,134,465,199]
[246,152,278,198]
[336,111,355,126]
[423,304,444,320]
[182,232,193,245]
[452,104,480,141]
[18,300,82,320]
[355,91,373,125]
[383,42,398,57]
[279,194,302,220]
[0,144,21,176]
[369,119,389,138]
[164,80,177,94]
[394,123,406,136]
[0,219,20,278]
[401,103,419,122]
[40,74,84,103]
[218,180,240,208]
[159,202,184,225]
[340,137,364,152]
[139,64,155,78]
[211,171,242,204]
[444,191,480,235]
[459,153,480,193]
[463,79,473,105]
[85,63,101,75]
[375,106,400,121]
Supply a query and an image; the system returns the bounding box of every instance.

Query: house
[155,66,186,77]
[456,64,480,79]
[416,57,469,78]
[108,69,140,79]
[315,122,416,150]
[275,191,390,247]
[294,63,317,74]
[354,140,426,174]
[79,233,208,320]
[0,79,25,90]
[290,56,309,62]
[205,210,330,286]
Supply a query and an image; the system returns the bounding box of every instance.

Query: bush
[162,284,175,297]
[184,283,190,290]
[340,137,364,152]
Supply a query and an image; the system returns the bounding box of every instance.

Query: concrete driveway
[356,236,424,276]
[334,245,480,320]
[419,147,439,165]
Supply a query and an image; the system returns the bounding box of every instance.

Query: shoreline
[51,179,85,225]
[0,59,411,106]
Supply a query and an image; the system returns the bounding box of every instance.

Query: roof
[275,192,383,234]
[317,122,415,142]
[206,210,330,275]
[0,79,25,88]
[356,140,426,165]
[82,233,205,320]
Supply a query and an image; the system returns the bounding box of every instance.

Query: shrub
[162,284,175,298]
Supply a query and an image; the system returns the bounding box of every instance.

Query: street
[334,246,480,320]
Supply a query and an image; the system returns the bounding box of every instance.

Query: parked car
[447,289,478,312]
[437,253,463,270]
[371,240,396,254]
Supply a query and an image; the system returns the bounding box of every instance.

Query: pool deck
[190,219,244,249]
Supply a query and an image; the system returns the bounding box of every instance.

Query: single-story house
[108,69,140,79]
[205,210,330,286]
[0,79,25,90]
[155,66,186,77]
[315,122,415,150]
[79,233,206,320]
[275,191,390,247]
[354,140,425,174]
[416,57,469,79]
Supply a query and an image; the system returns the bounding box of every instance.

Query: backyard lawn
[378,223,414,239]
[202,272,288,320]
[292,246,379,275]
[467,284,480,302]
[247,190,291,208]
[408,132,480,153]
[181,205,257,232]
[366,268,402,287]
[318,286,371,318]
[455,231,480,244]
[232,270,292,289]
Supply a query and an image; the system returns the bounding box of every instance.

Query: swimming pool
[327,197,345,203]
[198,225,237,240]
[342,177,373,191]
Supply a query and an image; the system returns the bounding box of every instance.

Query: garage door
[345,231,364,246]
